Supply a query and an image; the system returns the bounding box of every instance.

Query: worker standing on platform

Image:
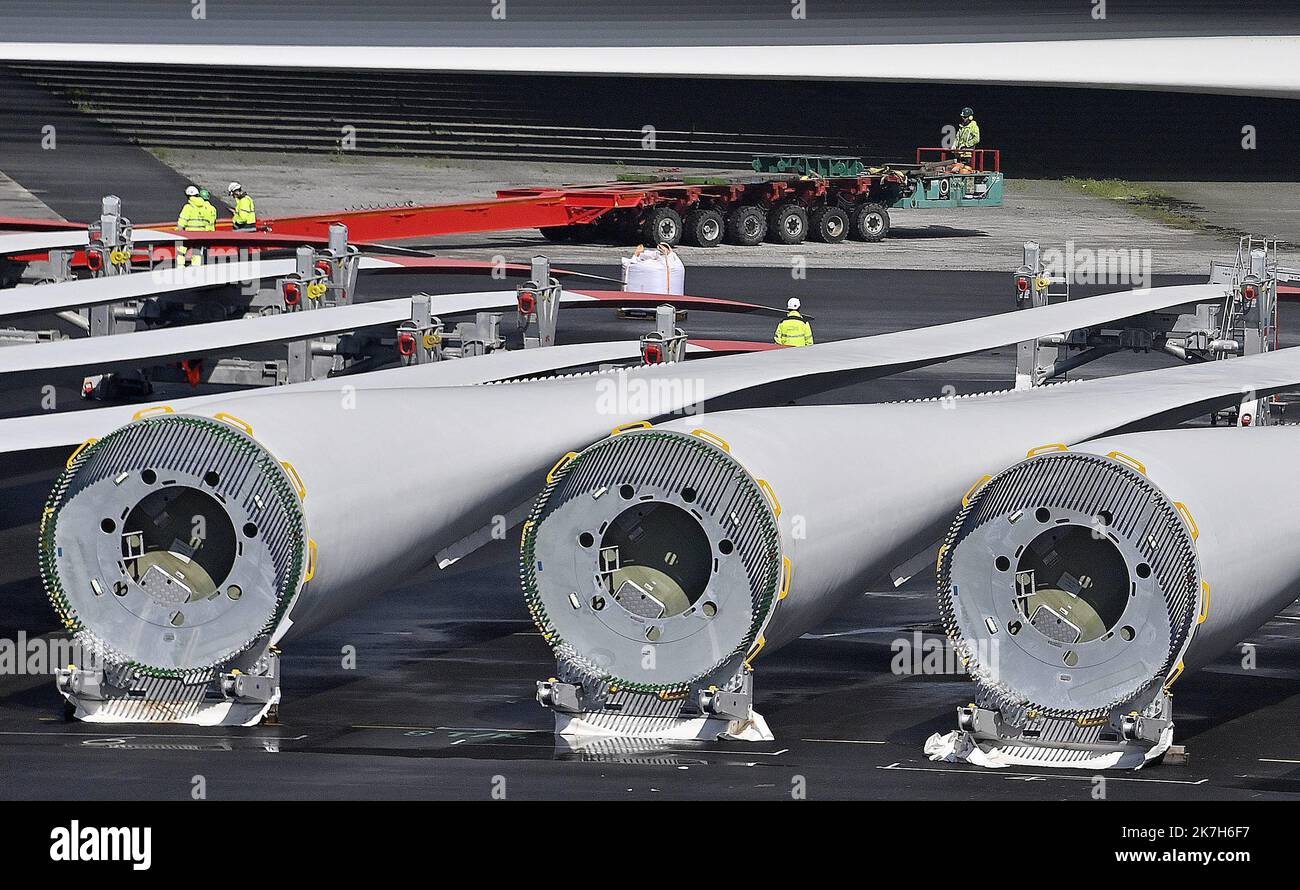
[955,107,980,164]
[774,298,814,347]
[175,185,213,266]
[198,188,218,228]
[228,181,257,230]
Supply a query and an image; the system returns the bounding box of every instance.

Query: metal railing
[915,147,1001,172]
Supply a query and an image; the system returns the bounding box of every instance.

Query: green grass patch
[1063,177,1239,236]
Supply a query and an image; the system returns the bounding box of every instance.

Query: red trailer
[264,152,1004,248]
[2,152,1003,252]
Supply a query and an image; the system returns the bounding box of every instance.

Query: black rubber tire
[725,205,767,246]
[767,203,809,244]
[684,207,725,248]
[809,205,849,244]
[851,202,891,242]
[639,206,683,247]
[539,225,575,242]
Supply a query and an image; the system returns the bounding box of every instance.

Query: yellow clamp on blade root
[743,635,766,668]
[280,461,307,500]
[1075,715,1108,727]
[546,452,579,484]
[303,539,318,582]
[610,420,652,436]
[690,428,731,452]
[214,412,254,436]
[1164,660,1185,693]
[1107,450,1146,475]
[657,689,689,701]
[1174,501,1199,540]
[131,404,175,422]
[1199,580,1211,625]
[757,479,781,518]
[962,475,992,509]
[1026,443,1068,458]
[778,556,793,601]
[66,438,98,469]
[936,543,949,574]
[520,519,534,547]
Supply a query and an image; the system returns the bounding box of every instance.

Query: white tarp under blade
[924,729,1171,770]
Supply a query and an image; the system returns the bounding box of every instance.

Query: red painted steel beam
[0,217,86,232]
[257,194,617,241]
[686,339,786,353]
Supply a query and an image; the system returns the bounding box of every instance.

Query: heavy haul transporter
[262,149,1004,248]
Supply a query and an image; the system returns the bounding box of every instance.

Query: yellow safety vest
[177,197,214,232]
[956,119,981,150]
[774,312,814,347]
[232,194,256,226]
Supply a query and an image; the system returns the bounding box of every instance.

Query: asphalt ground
[3,265,1300,801]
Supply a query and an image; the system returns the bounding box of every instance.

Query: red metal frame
[4,148,997,250]
[259,172,914,242]
[915,147,1001,172]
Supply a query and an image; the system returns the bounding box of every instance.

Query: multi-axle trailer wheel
[577,198,892,248]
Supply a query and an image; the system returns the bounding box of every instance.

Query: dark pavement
[3,265,1299,800]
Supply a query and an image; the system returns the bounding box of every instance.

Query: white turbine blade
[0,288,571,379]
[0,257,426,318]
[0,341,717,454]
[0,259,298,317]
[0,228,182,258]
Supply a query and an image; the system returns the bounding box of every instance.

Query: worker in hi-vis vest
[774,298,814,347]
[228,181,257,230]
[175,185,213,266]
[955,107,980,163]
[198,188,218,228]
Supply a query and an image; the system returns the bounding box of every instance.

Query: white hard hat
[227,181,242,194]
[184,185,199,197]
[787,298,801,311]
